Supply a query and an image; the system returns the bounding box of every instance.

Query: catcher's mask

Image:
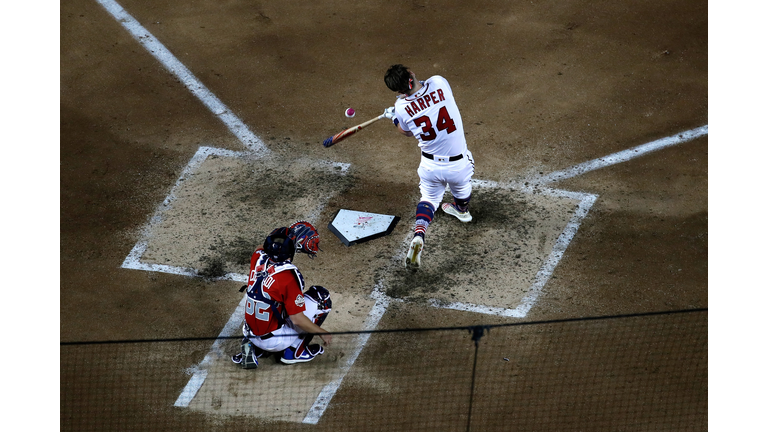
[263,227,296,263]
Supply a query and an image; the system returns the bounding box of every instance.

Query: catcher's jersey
[394,75,467,157]
[244,249,306,336]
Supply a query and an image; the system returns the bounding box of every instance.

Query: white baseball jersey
[394,75,467,157]
[394,75,474,208]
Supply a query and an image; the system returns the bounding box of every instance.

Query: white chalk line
[120,147,350,280]
[302,282,392,424]
[120,147,247,278]
[175,294,249,407]
[95,0,400,419]
[427,190,597,317]
[123,148,351,409]
[423,181,599,319]
[92,0,272,407]
[120,147,349,409]
[169,159,350,408]
[424,125,707,317]
[94,0,267,154]
[532,125,708,185]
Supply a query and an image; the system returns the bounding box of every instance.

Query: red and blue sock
[453,195,471,213]
[414,201,435,239]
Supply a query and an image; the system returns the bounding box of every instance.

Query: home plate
[328,209,400,246]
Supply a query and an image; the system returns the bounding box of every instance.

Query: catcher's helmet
[263,227,296,262]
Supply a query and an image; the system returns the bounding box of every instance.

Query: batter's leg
[442,194,473,222]
[443,155,474,222]
[406,201,434,269]
[414,201,435,239]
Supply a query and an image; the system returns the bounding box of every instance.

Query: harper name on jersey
[401,88,446,117]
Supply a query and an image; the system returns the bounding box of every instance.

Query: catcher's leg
[232,322,267,369]
[280,287,331,364]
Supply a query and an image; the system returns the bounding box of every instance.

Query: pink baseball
[345,108,356,118]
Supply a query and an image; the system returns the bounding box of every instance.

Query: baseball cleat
[280,344,325,364]
[441,202,472,222]
[405,235,424,269]
[232,352,259,369]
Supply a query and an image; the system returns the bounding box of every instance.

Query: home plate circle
[328,209,400,246]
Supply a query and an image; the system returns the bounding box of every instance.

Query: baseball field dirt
[61,0,707,430]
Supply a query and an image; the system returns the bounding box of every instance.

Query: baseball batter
[231,222,333,369]
[383,64,475,269]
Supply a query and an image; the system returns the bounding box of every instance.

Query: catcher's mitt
[289,220,320,258]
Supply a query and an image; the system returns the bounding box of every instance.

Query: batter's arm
[290,312,333,346]
[397,122,414,137]
[385,107,414,137]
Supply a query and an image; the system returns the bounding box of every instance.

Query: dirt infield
[61,0,707,429]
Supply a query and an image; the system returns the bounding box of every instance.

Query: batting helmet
[263,227,296,263]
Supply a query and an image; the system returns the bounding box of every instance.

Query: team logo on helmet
[295,294,305,308]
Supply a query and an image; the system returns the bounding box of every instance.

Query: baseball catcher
[232,221,333,369]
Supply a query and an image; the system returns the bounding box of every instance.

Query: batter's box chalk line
[120,145,349,282]
[378,179,597,319]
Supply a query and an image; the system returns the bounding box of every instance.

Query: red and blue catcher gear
[289,220,321,259]
[304,285,332,312]
[244,249,306,337]
[284,285,332,361]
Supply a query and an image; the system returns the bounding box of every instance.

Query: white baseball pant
[417,150,475,209]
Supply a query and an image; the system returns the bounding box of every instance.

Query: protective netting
[61,309,706,431]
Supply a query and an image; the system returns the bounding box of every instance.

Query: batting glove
[383,107,399,126]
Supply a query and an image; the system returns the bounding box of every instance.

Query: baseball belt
[422,151,463,161]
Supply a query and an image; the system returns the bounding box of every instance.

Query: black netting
[61,309,706,431]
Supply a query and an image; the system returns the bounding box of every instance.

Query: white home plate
[328,209,400,246]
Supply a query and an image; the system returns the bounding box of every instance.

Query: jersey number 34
[413,106,456,141]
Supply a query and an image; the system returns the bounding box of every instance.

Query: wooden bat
[323,114,386,147]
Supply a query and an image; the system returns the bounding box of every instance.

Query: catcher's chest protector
[245,252,306,333]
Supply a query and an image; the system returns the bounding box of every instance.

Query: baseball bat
[323,114,386,147]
